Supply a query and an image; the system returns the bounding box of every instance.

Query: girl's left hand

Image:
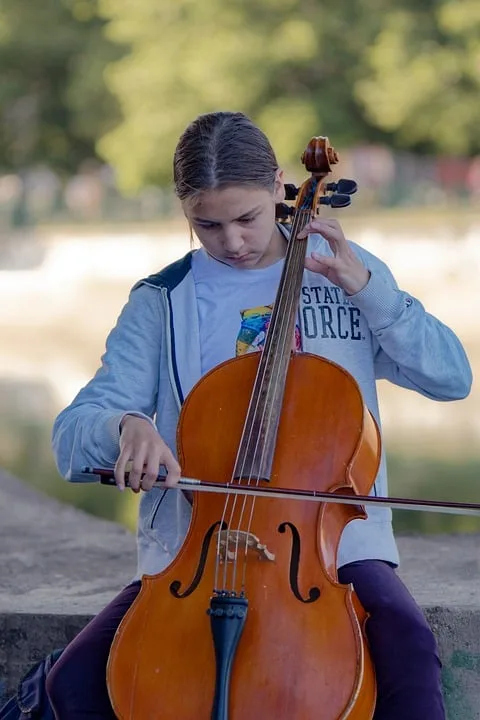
[297,218,370,296]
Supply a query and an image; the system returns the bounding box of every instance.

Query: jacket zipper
[161,286,183,410]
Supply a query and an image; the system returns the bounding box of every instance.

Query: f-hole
[278,521,321,603]
[170,521,227,599]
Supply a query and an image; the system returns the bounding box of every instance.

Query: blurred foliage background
[0,0,479,535]
[1,0,479,189]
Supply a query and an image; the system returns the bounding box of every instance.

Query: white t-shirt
[192,247,293,374]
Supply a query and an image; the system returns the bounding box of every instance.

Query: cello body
[107,352,380,719]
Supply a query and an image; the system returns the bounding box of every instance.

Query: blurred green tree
[0,0,124,172]
[355,0,480,155]
[97,0,389,190]
[1,0,478,185]
[98,0,480,191]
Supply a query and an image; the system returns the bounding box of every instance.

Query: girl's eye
[196,221,218,229]
[239,217,255,224]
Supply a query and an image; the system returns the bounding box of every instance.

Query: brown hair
[173,111,279,204]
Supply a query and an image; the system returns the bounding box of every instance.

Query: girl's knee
[394,606,438,652]
[45,659,66,710]
[370,611,445,719]
[45,648,115,719]
[369,601,440,657]
[46,645,90,707]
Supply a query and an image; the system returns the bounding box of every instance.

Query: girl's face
[183,175,286,269]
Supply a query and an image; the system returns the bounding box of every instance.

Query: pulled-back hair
[173,111,279,203]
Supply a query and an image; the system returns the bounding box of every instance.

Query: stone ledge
[1,608,480,719]
[426,607,480,720]
[0,613,89,707]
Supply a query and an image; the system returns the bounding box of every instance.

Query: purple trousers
[46,560,445,719]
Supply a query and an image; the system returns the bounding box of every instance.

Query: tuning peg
[325,179,358,195]
[275,203,295,220]
[283,184,299,200]
[319,193,352,208]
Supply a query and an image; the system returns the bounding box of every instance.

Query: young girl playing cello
[47,111,472,719]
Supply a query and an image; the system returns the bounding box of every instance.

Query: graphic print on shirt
[236,305,302,356]
[300,284,366,341]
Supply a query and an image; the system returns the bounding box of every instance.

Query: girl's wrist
[344,268,370,296]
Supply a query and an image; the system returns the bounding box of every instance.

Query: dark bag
[0,649,63,720]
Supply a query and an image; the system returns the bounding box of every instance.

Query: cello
[106,137,380,719]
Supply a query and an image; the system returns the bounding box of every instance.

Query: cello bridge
[216,530,275,563]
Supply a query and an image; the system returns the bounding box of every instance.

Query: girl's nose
[222,225,244,253]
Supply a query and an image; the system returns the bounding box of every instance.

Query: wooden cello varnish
[107,138,380,719]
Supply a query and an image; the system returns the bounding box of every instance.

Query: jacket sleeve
[348,246,472,401]
[52,284,163,480]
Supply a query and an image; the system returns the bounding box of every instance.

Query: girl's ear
[273,169,285,203]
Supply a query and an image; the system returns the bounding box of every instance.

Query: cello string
[221,206,305,592]
[235,182,322,590]
[238,208,312,589]
[234,208,307,588]
[212,227,303,591]
[213,302,290,590]
[239,251,306,589]
[243,211,308,490]
[233,207,311,591]
[215,198,311,594]
[212,295,296,592]
[219,205,308,593]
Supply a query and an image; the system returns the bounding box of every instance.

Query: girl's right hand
[115,415,181,492]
